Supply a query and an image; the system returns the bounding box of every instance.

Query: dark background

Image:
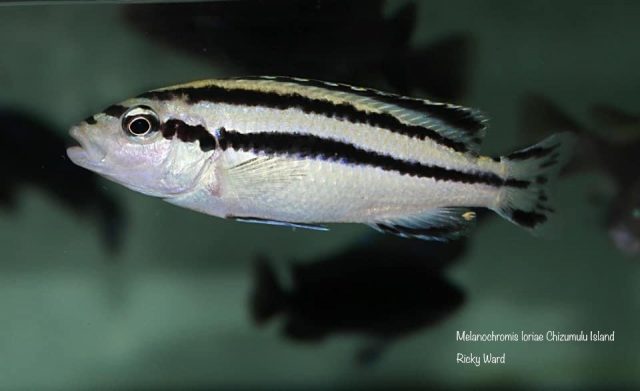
[0,0,637,389]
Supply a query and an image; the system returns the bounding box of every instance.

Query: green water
[0,1,638,389]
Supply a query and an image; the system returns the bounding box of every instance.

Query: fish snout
[67,125,106,167]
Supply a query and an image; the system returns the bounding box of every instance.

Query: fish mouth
[66,126,106,170]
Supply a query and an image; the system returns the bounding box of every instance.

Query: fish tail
[492,132,575,230]
[250,256,286,324]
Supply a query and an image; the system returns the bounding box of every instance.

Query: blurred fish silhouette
[123,0,472,101]
[250,235,466,363]
[520,96,640,254]
[0,109,125,253]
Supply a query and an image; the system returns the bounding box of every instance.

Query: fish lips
[66,126,107,172]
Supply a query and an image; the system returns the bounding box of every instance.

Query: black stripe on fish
[139,85,471,153]
[160,119,217,151]
[507,142,559,161]
[237,76,485,135]
[217,128,528,188]
[102,104,128,119]
[84,115,97,125]
[539,152,560,169]
[504,178,530,188]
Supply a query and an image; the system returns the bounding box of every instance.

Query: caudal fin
[493,132,575,230]
[250,257,286,324]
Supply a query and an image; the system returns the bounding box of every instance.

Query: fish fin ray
[368,207,476,241]
[493,132,575,231]
[224,155,308,198]
[223,155,326,231]
[355,94,488,152]
[234,76,487,152]
[231,216,328,231]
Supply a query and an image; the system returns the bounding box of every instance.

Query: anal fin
[369,207,476,241]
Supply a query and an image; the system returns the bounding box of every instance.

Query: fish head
[67,98,213,198]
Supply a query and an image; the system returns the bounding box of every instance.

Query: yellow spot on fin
[462,211,476,221]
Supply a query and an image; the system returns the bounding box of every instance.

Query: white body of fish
[67,77,572,239]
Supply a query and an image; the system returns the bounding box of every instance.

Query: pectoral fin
[224,155,308,200]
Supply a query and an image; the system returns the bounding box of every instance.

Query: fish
[520,95,640,254]
[67,76,573,240]
[250,235,466,363]
[0,108,126,254]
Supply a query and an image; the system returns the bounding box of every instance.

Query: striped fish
[67,76,573,240]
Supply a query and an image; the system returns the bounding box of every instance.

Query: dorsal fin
[233,76,488,152]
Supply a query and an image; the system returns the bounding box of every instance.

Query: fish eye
[122,105,159,137]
